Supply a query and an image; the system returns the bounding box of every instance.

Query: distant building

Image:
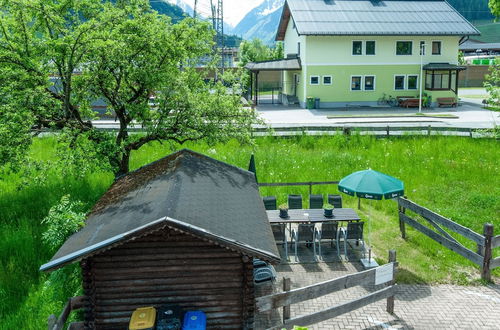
[247,0,480,108]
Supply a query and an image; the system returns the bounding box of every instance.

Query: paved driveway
[255,261,500,330]
[256,101,498,129]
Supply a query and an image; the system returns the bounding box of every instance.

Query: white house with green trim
[246,0,479,108]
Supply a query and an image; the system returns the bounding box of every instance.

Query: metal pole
[419,43,425,113]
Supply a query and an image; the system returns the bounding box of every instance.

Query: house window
[396,41,412,55]
[432,41,441,55]
[323,76,332,85]
[425,70,452,90]
[352,41,362,55]
[394,75,405,90]
[364,76,375,90]
[408,75,418,90]
[420,41,426,55]
[310,75,319,85]
[351,76,362,90]
[366,41,376,55]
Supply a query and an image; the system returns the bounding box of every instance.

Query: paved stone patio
[255,244,500,329]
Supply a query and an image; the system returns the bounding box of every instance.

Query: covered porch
[245,57,301,106]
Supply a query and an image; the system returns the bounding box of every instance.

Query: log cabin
[40,149,280,329]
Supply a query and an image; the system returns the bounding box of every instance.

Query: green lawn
[0,135,499,328]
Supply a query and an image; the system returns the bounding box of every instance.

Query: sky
[189,0,264,26]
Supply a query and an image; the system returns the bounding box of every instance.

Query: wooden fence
[252,125,480,138]
[47,296,85,330]
[256,251,397,330]
[258,181,339,195]
[397,197,499,281]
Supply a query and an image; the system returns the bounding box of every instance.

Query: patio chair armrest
[291,229,297,242]
[337,227,346,240]
[315,228,321,241]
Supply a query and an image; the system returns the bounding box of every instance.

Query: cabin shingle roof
[41,149,280,271]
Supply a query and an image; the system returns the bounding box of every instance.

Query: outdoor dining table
[267,208,361,224]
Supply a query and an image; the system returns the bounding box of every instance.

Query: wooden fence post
[481,223,494,281]
[48,314,56,330]
[398,197,407,239]
[386,250,396,314]
[283,277,291,323]
[386,126,390,137]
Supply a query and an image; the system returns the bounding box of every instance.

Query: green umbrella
[338,169,404,201]
[338,169,404,268]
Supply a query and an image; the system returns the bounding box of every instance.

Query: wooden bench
[396,96,416,106]
[437,97,457,107]
[401,98,420,108]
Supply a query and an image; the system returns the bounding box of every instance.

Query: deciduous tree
[0,0,257,177]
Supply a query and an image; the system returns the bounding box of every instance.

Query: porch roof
[423,63,467,71]
[245,58,301,72]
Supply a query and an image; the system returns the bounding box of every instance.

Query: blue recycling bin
[182,311,206,330]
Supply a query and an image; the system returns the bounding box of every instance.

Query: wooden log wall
[82,228,254,329]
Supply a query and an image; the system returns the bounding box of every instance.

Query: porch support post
[254,71,259,106]
[249,71,253,103]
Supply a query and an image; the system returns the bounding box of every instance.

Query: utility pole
[216,0,224,70]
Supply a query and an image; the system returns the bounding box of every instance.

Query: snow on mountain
[232,0,284,45]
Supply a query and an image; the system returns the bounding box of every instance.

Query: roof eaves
[163,217,281,263]
[40,217,169,272]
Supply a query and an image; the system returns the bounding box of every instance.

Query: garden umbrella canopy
[338,169,404,200]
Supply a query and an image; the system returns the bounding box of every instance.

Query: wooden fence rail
[257,251,397,330]
[258,181,340,195]
[48,296,85,330]
[397,197,498,281]
[252,125,479,138]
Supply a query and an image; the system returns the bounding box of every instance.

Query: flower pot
[279,209,288,218]
[323,208,333,217]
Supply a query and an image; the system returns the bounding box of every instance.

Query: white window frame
[407,74,419,90]
[419,40,426,55]
[431,40,442,55]
[363,75,376,91]
[322,75,332,85]
[396,41,413,56]
[352,41,363,56]
[350,75,362,91]
[365,41,376,56]
[394,75,406,90]
[310,75,320,85]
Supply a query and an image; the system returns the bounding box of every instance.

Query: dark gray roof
[423,62,466,70]
[277,0,479,39]
[245,58,302,71]
[460,40,500,51]
[41,149,280,271]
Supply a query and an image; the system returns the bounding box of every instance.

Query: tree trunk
[116,150,130,178]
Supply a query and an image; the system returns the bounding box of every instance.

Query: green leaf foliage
[0,0,258,177]
[41,195,85,252]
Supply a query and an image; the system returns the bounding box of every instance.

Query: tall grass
[0,134,498,328]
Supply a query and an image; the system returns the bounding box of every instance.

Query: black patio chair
[263,196,277,210]
[271,223,288,260]
[309,194,324,209]
[291,223,319,262]
[338,221,365,259]
[316,222,340,259]
[288,194,303,209]
[328,194,343,208]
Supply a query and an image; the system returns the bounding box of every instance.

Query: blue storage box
[182,311,206,330]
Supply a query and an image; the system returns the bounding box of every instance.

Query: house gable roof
[276,0,479,40]
[41,149,280,271]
